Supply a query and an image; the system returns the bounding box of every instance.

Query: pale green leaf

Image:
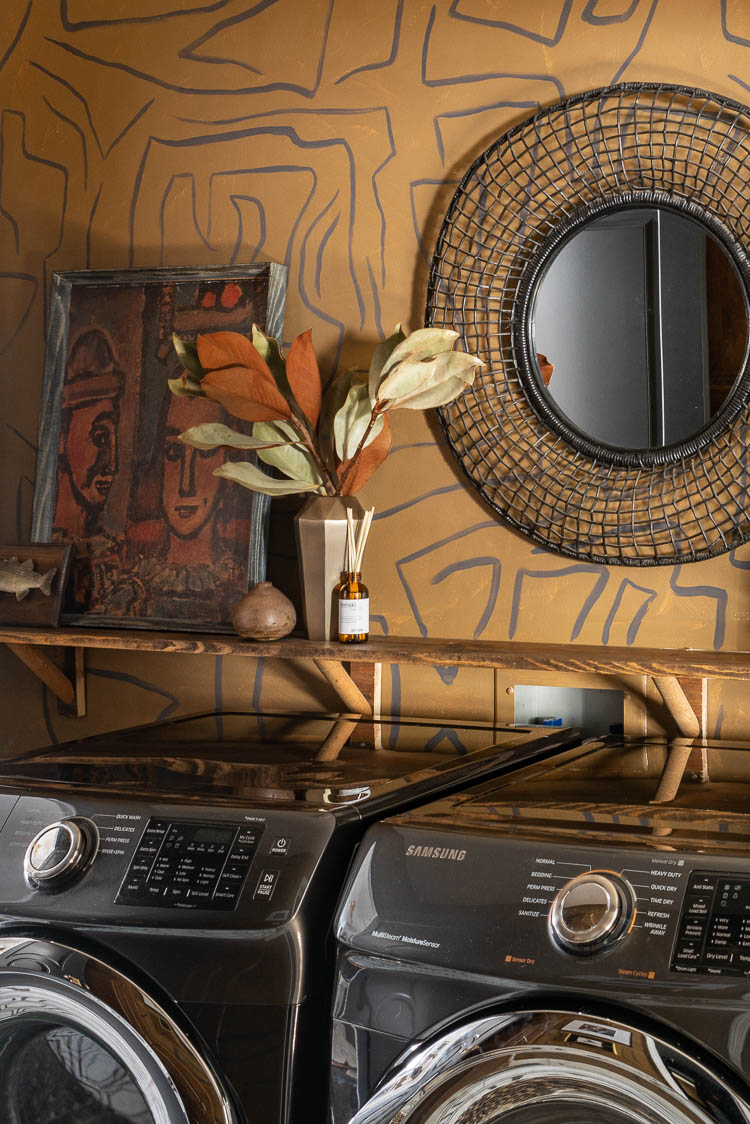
[333,382,385,462]
[368,324,405,403]
[377,327,459,385]
[319,368,364,470]
[252,325,287,389]
[214,461,324,495]
[179,422,302,451]
[261,419,300,441]
[377,349,481,404]
[253,420,323,485]
[382,374,472,411]
[172,333,205,379]
[168,374,206,398]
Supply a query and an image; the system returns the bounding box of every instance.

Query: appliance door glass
[0,937,237,1124]
[0,1022,158,1123]
[350,1011,750,1124]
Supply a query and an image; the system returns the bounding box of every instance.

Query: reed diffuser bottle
[338,571,369,643]
[338,508,373,643]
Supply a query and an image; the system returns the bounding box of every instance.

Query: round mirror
[428,83,750,565]
[529,207,749,450]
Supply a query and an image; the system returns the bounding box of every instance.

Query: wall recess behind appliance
[512,685,624,739]
[493,670,660,745]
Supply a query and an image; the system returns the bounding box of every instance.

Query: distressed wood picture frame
[31,263,287,631]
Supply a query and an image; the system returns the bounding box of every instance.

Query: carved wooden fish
[0,557,57,601]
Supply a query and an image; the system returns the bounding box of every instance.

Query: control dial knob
[24,817,99,890]
[549,872,634,953]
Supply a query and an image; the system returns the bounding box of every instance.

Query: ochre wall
[3,0,750,753]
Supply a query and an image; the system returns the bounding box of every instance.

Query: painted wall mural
[3,0,750,752]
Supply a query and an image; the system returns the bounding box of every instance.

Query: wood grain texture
[2,628,750,680]
[315,717,361,762]
[677,677,706,733]
[348,660,378,745]
[6,643,75,705]
[313,658,372,714]
[652,676,702,738]
[651,740,696,804]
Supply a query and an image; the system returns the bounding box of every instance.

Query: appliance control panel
[671,871,750,976]
[341,824,750,987]
[0,791,333,928]
[116,819,264,911]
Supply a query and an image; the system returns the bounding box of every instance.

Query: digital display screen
[191,826,235,844]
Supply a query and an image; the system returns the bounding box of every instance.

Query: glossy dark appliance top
[0,711,579,929]
[395,734,750,845]
[6,710,579,813]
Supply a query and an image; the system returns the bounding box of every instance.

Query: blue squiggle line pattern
[447,0,573,45]
[335,0,404,86]
[669,566,727,651]
[88,669,180,720]
[510,565,609,640]
[3,0,747,750]
[0,1,31,73]
[602,579,658,646]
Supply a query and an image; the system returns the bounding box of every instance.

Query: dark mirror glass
[530,208,749,449]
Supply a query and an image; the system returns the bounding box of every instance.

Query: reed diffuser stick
[346,510,357,572]
[353,507,374,573]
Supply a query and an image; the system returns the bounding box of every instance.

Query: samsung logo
[406,844,467,861]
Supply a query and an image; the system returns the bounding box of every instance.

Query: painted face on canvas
[162,395,223,539]
[64,399,119,511]
[61,329,124,518]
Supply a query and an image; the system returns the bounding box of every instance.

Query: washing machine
[331,734,750,1122]
[0,709,580,1123]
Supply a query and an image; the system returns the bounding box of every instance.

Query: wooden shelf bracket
[5,642,85,716]
[0,628,735,764]
[313,658,374,761]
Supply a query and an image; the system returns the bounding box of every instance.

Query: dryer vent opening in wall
[513,686,624,740]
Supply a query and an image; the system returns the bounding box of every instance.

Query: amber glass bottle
[337,571,369,643]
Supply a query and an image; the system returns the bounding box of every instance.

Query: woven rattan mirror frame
[427,83,750,565]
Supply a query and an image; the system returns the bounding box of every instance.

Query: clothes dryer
[332,735,750,1123]
[0,710,578,1123]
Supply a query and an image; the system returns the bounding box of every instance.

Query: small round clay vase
[232,581,296,640]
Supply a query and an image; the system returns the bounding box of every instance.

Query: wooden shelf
[3,625,733,780]
[1,626,749,680]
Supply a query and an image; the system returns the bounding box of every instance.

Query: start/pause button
[254,869,279,900]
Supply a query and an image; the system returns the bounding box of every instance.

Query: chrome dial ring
[24,817,99,888]
[549,872,634,953]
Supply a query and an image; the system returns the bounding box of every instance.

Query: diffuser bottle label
[339,598,369,634]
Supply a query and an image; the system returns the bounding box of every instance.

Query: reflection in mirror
[530,208,749,449]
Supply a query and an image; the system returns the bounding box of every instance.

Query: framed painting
[31,263,287,631]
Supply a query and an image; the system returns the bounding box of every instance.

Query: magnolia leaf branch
[287,414,337,495]
[169,324,480,498]
[336,402,385,494]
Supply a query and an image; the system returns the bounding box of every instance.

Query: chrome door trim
[348,1009,750,1123]
[0,935,237,1124]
